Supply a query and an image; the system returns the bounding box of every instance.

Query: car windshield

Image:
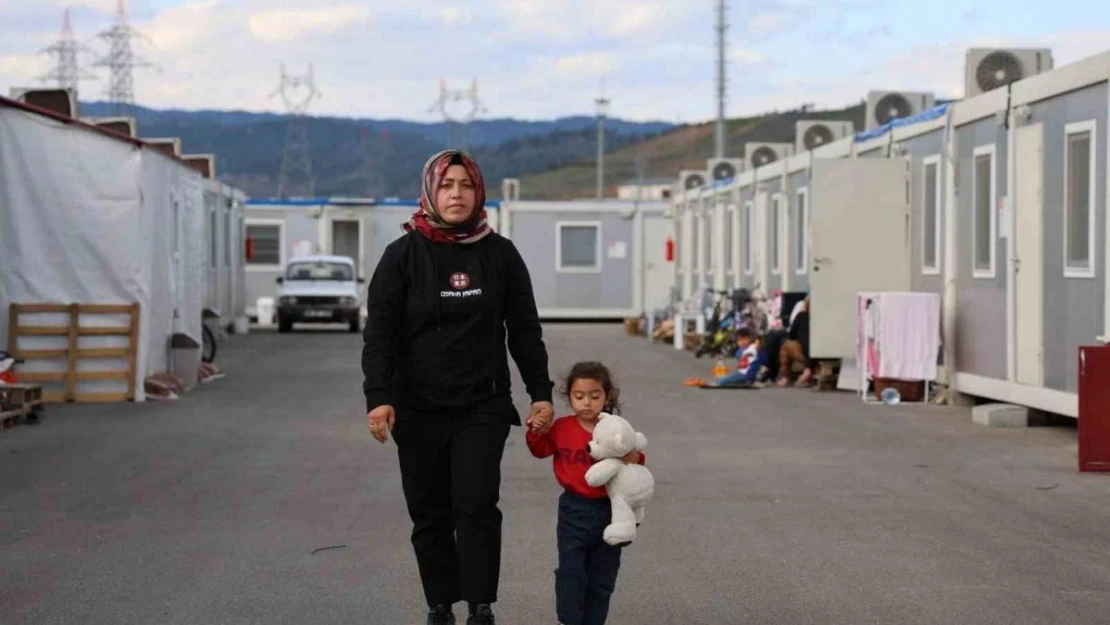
[286,261,353,281]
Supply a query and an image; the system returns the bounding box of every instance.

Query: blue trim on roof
[245,197,502,208]
[854,103,951,143]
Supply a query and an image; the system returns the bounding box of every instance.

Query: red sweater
[526,416,646,499]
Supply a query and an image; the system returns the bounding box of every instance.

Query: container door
[809,158,911,359]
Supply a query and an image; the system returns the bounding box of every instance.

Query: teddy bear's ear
[598,412,609,420]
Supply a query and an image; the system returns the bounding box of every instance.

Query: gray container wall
[762,175,784,294]
[511,211,634,312]
[244,207,319,312]
[700,196,714,287]
[674,208,685,300]
[787,169,811,292]
[203,188,245,323]
[954,117,1008,380]
[905,128,946,295]
[1035,81,1108,392]
[738,185,756,289]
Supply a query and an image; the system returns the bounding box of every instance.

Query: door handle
[814,256,831,264]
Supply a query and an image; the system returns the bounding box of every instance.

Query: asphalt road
[3,324,1110,625]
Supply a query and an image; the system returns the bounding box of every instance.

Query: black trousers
[393,416,511,608]
[555,491,623,625]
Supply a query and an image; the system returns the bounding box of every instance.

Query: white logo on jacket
[441,288,483,298]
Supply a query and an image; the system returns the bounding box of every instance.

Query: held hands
[367,404,396,443]
[526,401,554,434]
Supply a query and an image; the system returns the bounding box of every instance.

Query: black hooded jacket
[361,230,553,424]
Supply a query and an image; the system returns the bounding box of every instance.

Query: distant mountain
[77,101,676,198]
[515,102,868,200]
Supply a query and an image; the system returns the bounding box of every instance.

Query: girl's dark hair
[562,361,621,414]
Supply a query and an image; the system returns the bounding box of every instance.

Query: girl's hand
[621,450,641,464]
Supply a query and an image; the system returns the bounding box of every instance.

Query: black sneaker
[466,604,495,625]
[427,605,455,625]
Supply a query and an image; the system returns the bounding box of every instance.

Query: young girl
[526,361,645,625]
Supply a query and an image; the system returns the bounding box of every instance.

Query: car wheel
[278,319,293,333]
[348,318,361,333]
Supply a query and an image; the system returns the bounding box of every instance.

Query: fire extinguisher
[665,237,674,262]
[245,235,254,261]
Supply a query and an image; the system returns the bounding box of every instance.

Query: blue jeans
[716,370,754,386]
[556,491,623,625]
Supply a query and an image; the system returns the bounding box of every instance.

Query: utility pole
[428,78,487,152]
[92,0,154,115]
[39,8,96,91]
[595,80,610,200]
[270,63,321,199]
[714,0,728,158]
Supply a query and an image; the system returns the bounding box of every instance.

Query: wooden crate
[7,303,140,403]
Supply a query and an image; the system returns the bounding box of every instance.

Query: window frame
[921,154,942,276]
[1064,119,1098,279]
[743,200,754,276]
[244,218,285,271]
[555,220,603,274]
[794,188,809,276]
[725,203,737,277]
[971,144,997,279]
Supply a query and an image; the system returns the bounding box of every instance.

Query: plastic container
[256,297,275,327]
[169,332,201,391]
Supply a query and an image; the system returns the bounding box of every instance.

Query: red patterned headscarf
[402,149,492,244]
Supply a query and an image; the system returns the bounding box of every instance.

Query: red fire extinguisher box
[1078,345,1110,471]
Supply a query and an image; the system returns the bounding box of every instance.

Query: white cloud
[247,6,375,43]
[550,51,619,77]
[498,0,685,41]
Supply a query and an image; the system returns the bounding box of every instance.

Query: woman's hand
[620,450,641,464]
[367,405,396,443]
[526,401,554,434]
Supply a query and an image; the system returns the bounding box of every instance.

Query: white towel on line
[875,292,940,381]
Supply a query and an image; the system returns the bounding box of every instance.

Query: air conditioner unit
[795,120,856,153]
[677,170,708,192]
[8,87,78,118]
[865,91,935,130]
[84,116,137,137]
[744,142,794,168]
[706,158,745,182]
[146,137,182,157]
[964,48,1054,97]
[183,154,217,179]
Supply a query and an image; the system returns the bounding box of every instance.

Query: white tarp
[0,106,205,401]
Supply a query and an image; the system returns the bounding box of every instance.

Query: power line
[38,8,97,91]
[92,0,155,115]
[427,78,487,152]
[270,62,321,199]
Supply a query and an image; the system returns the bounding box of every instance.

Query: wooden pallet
[7,303,140,403]
[0,384,43,428]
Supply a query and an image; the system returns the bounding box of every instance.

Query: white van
[275,255,364,333]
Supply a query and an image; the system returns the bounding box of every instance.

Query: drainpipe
[941,103,959,400]
[1005,85,1018,383]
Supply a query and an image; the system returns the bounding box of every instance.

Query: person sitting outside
[777,296,813,387]
[715,327,765,387]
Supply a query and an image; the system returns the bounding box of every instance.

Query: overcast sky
[2,0,1108,123]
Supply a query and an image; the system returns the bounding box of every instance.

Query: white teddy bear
[584,412,655,546]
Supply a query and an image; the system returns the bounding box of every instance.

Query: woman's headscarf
[402,149,492,244]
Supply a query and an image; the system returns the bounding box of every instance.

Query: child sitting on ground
[715,328,766,387]
[524,361,645,625]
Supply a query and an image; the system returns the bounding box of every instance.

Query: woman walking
[362,149,556,625]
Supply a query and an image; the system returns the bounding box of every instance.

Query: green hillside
[508,102,866,200]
